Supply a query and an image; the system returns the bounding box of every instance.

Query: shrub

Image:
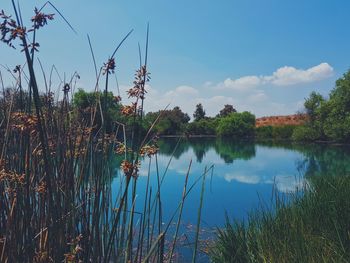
[72,89,122,133]
[255,126,273,139]
[144,106,190,135]
[187,118,218,135]
[216,112,255,138]
[292,125,321,141]
[271,125,296,139]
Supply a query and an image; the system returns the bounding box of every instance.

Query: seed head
[31,8,54,29]
[103,58,116,75]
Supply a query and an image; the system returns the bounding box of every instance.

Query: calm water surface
[111,138,350,261]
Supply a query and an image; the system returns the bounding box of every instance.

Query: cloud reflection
[223,172,306,193]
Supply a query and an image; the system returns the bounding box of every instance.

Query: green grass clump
[210,175,350,263]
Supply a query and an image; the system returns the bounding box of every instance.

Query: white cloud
[171,85,199,95]
[220,63,334,91]
[223,75,261,91]
[247,90,268,103]
[267,63,334,86]
[203,81,213,87]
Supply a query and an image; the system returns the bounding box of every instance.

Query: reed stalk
[0,2,208,262]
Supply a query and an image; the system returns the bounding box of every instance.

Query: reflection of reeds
[0,3,209,262]
[168,159,192,261]
[192,166,207,263]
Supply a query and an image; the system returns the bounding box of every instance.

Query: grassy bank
[210,174,350,263]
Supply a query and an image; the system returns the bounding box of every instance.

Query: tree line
[292,70,350,142]
[71,91,256,138]
[3,69,350,141]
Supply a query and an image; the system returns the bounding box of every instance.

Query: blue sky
[1,0,350,117]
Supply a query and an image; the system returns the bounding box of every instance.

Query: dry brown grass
[256,114,308,127]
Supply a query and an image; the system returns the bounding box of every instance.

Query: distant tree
[322,70,350,141]
[186,117,219,135]
[292,70,350,142]
[304,91,324,123]
[216,111,255,138]
[218,104,236,117]
[144,106,190,135]
[193,103,206,121]
[173,106,191,123]
[292,125,321,141]
[72,89,121,132]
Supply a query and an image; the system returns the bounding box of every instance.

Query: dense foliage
[216,111,255,138]
[217,104,237,117]
[186,118,218,135]
[72,89,122,132]
[144,105,257,138]
[71,94,258,138]
[292,70,350,142]
[144,106,190,135]
[72,69,350,142]
[256,125,296,140]
[193,103,206,121]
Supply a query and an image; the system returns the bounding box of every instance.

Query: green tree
[292,125,321,141]
[323,71,350,141]
[193,103,206,121]
[292,70,350,142]
[330,71,350,112]
[304,91,324,123]
[217,104,236,117]
[186,117,219,135]
[216,111,255,138]
[72,89,121,132]
[144,106,190,135]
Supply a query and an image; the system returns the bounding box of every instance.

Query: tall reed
[0,2,207,262]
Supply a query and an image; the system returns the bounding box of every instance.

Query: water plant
[0,2,208,262]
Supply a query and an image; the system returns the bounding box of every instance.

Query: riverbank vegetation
[1,2,350,263]
[71,90,258,138]
[255,125,297,140]
[292,70,350,142]
[71,69,350,142]
[210,174,350,262]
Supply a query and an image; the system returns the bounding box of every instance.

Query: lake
[111,138,350,261]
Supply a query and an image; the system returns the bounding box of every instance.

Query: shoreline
[159,135,350,146]
[160,134,216,138]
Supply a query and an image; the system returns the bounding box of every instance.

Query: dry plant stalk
[0,3,205,263]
